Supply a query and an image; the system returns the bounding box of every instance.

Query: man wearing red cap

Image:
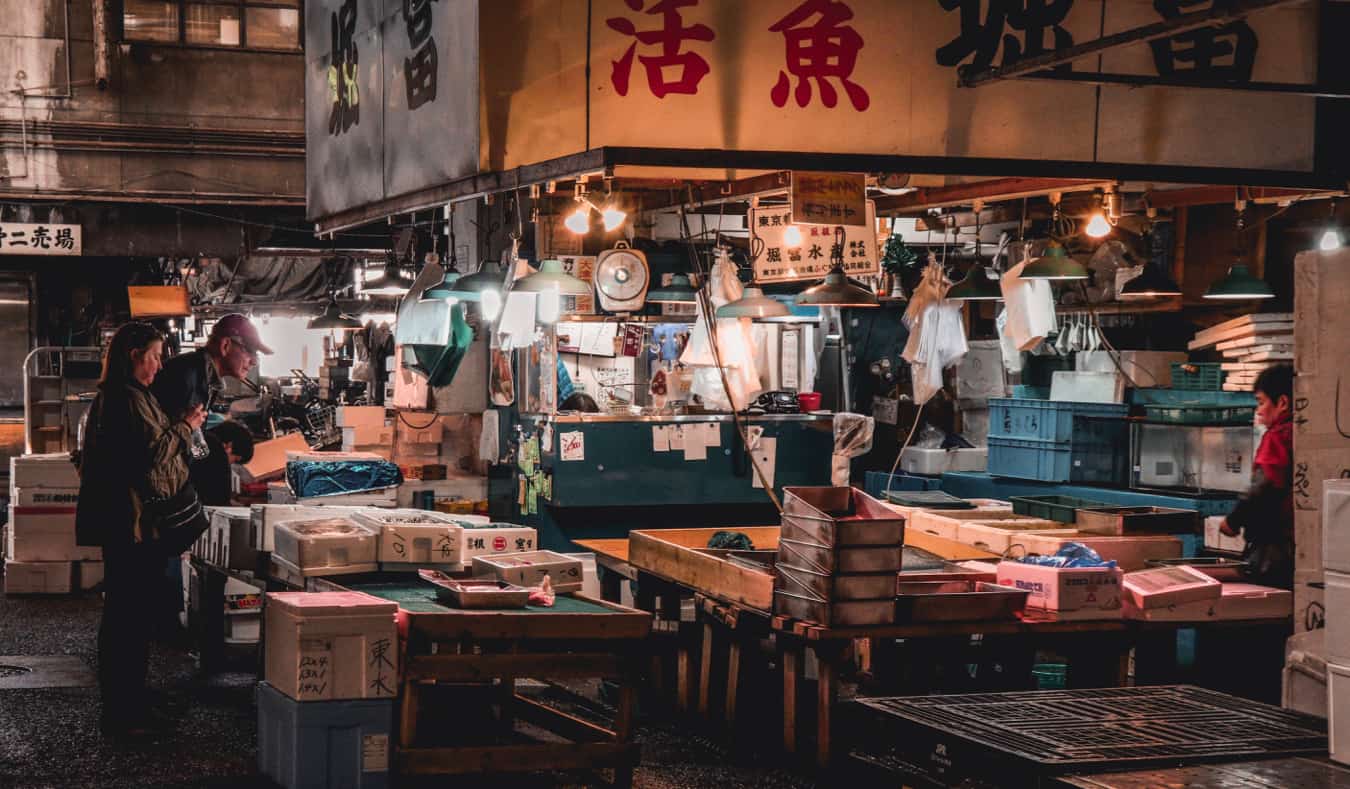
[152,313,273,422]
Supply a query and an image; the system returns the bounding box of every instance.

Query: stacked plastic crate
[986,399,1130,485]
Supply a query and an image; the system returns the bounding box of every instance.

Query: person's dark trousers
[99,541,168,730]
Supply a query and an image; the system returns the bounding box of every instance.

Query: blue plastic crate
[257,681,394,789]
[988,434,1129,485]
[989,398,1128,443]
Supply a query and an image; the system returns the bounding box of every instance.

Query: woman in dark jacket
[75,321,207,737]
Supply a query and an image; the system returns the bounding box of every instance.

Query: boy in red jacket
[1220,365,1294,589]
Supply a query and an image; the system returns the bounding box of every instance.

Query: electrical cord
[881,401,926,501]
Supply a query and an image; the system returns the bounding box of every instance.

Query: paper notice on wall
[363,734,390,772]
[295,639,333,700]
[751,437,778,489]
[668,425,685,453]
[560,431,585,461]
[652,425,669,452]
[540,423,554,455]
[700,422,721,449]
[683,425,707,461]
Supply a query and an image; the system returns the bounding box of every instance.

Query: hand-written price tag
[297,639,333,699]
[560,431,585,461]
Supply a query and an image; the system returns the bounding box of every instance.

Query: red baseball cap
[209,313,273,355]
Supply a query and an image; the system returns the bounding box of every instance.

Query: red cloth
[1254,416,1293,488]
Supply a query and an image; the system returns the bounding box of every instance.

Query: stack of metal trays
[774,486,905,627]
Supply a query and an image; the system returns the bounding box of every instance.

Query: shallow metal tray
[419,570,530,609]
[894,580,1029,622]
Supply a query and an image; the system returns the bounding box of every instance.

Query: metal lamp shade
[1204,264,1274,300]
[422,271,470,302]
[308,297,363,331]
[1119,266,1182,300]
[716,287,791,319]
[1021,243,1088,281]
[360,259,414,294]
[647,273,699,304]
[946,265,1003,301]
[453,261,507,294]
[795,265,879,308]
[513,259,591,296]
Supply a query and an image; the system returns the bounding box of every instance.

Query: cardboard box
[239,432,310,484]
[336,406,386,429]
[341,424,393,448]
[1016,533,1183,572]
[457,524,537,570]
[472,550,583,593]
[4,560,72,594]
[996,561,1124,620]
[10,453,79,489]
[394,411,444,444]
[76,561,104,591]
[264,591,398,702]
[272,518,379,576]
[1123,565,1221,611]
[1218,583,1292,620]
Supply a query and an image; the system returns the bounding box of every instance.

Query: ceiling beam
[1012,70,1350,99]
[1144,185,1343,209]
[873,177,1109,214]
[959,0,1306,88]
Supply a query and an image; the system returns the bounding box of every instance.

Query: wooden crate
[629,527,779,613]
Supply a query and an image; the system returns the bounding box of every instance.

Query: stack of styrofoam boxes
[316,358,351,401]
[1322,479,1350,760]
[392,409,444,482]
[271,517,379,581]
[454,518,536,573]
[354,509,462,572]
[259,591,398,789]
[954,340,1003,448]
[338,406,392,459]
[194,507,256,573]
[6,454,101,594]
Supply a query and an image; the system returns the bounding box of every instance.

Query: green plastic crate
[1170,362,1225,390]
[1010,494,1110,524]
[1141,404,1256,425]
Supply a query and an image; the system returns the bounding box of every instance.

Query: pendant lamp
[1020,241,1088,281]
[1204,264,1274,300]
[1119,266,1182,300]
[647,274,699,304]
[513,259,591,296]
[716,287,790,319]
[946,264,1003,301]
[308,295,363,331]
[794,226,879,308]
[360,257,414,295]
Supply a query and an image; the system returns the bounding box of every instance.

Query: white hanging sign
[750,202,876,284]
[0,223,81,256]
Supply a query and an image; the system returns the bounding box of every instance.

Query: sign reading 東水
[0,223,80,256]
[750,201,876,284]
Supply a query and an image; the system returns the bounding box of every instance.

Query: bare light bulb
[601,206,626,232]
[783,225,803,247]
[1319,228,1343,251]
[1085,212,1112,238]
[564,206,590,234]
[479,289,502,322]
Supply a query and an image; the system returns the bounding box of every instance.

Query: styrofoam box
[10,453,79,489]
[4,560,72,594]
[1218,583,1292,620]
[1124,595,1217,622]
[256,681,392,789]
[273,518,379,576]
[1077,350,1186,389]
[457,524,537,570]
[1327,570,1350,665]
[341,424,393,447]
[250,504,366,552]
[899,447,988,476]
[226,613,262,644]
[996,561,1124,620]
[6,509,100,562]
[1123,565,1221,610]
[10,487,78,508]
[1050,371,1124,404]
[957,521,1075,555]
[296,489,398,508]
[195,506,254,571]
[265,592,399,702]
[1204,515,1246,554]
[1282,629,1327,718]
[1136,424,1255,493]
[76,561,104,591]
[1330,662,1350,765]
[908,508,1022,541]
[961,408,990,446]
[472,550,584,593]
[1323,480,1350,573]
[1017,532,1183,572]
[368,520,462,569]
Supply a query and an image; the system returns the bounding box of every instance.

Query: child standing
[1220,364,1295,589]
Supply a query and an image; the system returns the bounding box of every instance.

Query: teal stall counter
[522,413,834,508]
[925,471,1239,518]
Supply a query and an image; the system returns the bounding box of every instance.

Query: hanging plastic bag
[681,249,763,410]
[903,301,968,406]
[831,412,874,485]
[1000,247,1056,351]
[995,309,1024,373]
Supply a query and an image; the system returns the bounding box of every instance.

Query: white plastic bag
[831,413,874,486]
[903,301,968,406]
[680,250,763,410]
[1000,257,1056,352]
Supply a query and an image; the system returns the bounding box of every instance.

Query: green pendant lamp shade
[716,287,791,319]
[647,273,699,304]
[1119,266,1182,300]
[1020,241,1088,281]
[795,264,880,308]
[946,265,1003,301]
[422,270,465,301]
[513,259,591,296]
[308,295,363,331]
[1204,264,1274,300]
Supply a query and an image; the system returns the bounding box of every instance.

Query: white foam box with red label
[353,509,462,569]
[250,504,368,552]
[10,453,79,490]
[224,574,265,644]
[907,508,1023,541]
[4,559,72,594]
[957,521,1076,555]
[457,523,536,571]
[264,591,399,702]
[1122,565,1221,621]
[472,550,584,593]
[272,518,379,576]
[996,561,1124,620]
[1016,533,1183,572]
[6,505,100,562]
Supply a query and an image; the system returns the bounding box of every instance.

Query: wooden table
[334,581,652,788]
[574,538,635,604]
